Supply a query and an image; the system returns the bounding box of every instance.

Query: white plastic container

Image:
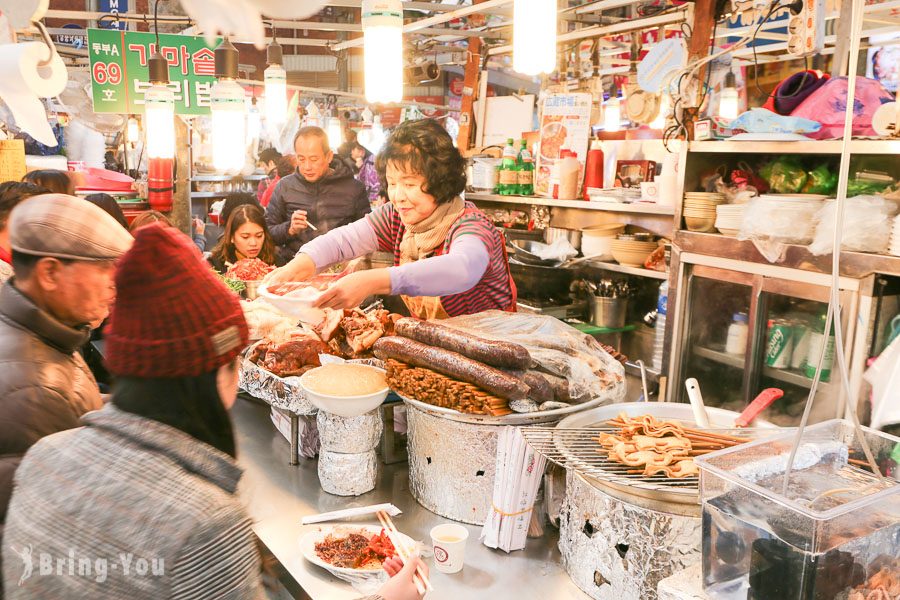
[557,150,581,201]
[725,313,749,356]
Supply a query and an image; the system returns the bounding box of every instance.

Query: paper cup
[430,524,469,574]
[640,181,660,202]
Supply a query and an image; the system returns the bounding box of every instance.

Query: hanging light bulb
[211,38,247,174]
[362,0,403,103]
[513,0,557,75]
[264,37,288,133]
[126,116,140,144]
[718,70,740,121]
[145,51,175,211]
[651,93,670,130]
[603,85,621,132]
[326,116,343,151]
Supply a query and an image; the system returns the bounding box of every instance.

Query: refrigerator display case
[667,252,870,426]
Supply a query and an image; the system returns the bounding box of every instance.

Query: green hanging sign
[87,28,221,115]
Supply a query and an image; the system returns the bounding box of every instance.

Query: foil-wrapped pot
[239,357,317,414]
[317,410,383,454]
[318,449,378,496]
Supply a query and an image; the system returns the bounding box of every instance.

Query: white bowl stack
[715,204,747,237]
[889,215,900,257]
[754,194,826,244]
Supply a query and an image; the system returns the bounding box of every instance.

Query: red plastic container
[583,140,604,200]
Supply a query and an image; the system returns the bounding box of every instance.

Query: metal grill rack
[522,425,761,500]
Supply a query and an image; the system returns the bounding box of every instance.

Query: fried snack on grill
[385,359,512,416]
[644,459,700,479]
[596,412,747,480]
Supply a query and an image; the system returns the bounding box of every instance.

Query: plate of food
[258,274,342,322]
[299,525,415,576]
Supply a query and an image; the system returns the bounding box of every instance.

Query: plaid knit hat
[105,222,248,378]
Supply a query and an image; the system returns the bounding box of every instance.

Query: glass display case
[667,256,867,426]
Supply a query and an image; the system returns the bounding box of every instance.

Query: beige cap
[10,194,133,261]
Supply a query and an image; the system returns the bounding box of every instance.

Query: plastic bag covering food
[441,310,625,402]
[804,164,838,195]
[809,195,898,255]
[760,158,808,194]
[729,108,821,135]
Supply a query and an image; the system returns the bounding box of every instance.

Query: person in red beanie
[1,222,427,600]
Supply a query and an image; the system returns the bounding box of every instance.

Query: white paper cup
[640,180,660,202]
[430,524,469,574]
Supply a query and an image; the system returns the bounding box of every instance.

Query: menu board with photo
[535,93,593,197]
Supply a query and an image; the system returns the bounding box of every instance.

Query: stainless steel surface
[232,399,588,600]
[589,297,628,328]
[516,297,588,319]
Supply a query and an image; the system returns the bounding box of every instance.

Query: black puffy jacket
[264,159,370,263]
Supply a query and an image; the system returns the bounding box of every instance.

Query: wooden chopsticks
[376,510,433,593]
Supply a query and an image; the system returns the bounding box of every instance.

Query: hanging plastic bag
[808,195,898,255]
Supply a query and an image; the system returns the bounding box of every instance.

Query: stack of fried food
[596,413,747,479]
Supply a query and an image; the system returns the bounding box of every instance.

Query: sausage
[500,369,554,404]
[541,372,574,403]
[373,337,529,401]
[394,318,532,370]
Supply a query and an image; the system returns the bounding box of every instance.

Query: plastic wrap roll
[317,409,383,454]
[318,449,377,496]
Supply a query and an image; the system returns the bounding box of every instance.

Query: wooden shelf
[192,174,267,181]
[190,191,230,199]
[688,139,900,155]
[467,192,676,215]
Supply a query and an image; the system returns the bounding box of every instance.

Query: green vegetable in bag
[804,164,837,195]
[760,158,808,194]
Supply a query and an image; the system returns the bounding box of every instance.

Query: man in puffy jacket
[265,126,370,263]
[0,194,132,593]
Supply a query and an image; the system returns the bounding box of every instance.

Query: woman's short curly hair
[375,119,466,205]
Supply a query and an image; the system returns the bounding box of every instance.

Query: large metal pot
[544,227,582,251]
[509,261,575,299]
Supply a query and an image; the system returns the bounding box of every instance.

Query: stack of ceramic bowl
[889,215,900,257]
[581,223,627,259]
[715,204,747,236]
[683,192,726,232]
[610,233,659,267]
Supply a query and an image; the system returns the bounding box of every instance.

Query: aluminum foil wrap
[239,356,317,415]
[317,409,383,454]
[406,405,499,525]
[317,449,378,496]
[559,472,702,600]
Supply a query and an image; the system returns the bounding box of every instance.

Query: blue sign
[99,0,129,30]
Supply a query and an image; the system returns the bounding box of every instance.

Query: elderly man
[0,194,132,568]
[265,126,370,263]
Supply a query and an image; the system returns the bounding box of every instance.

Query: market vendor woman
[266,119,516,319]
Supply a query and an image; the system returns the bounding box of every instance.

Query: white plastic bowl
[257,282,326,323]
[300,365,390,417]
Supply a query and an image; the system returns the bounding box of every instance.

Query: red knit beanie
[105,222,249,378]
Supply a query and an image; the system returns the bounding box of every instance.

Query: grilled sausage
[394,318,532,370]
[373,336,529,401]
[500,369,554,404]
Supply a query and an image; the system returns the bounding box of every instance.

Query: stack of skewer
[597,413,749,479]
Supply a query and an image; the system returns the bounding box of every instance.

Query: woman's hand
[378,557,428,600]
[263,254,317,285]
[314,269,390,310]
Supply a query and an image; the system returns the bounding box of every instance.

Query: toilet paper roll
[0,42,69,147]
